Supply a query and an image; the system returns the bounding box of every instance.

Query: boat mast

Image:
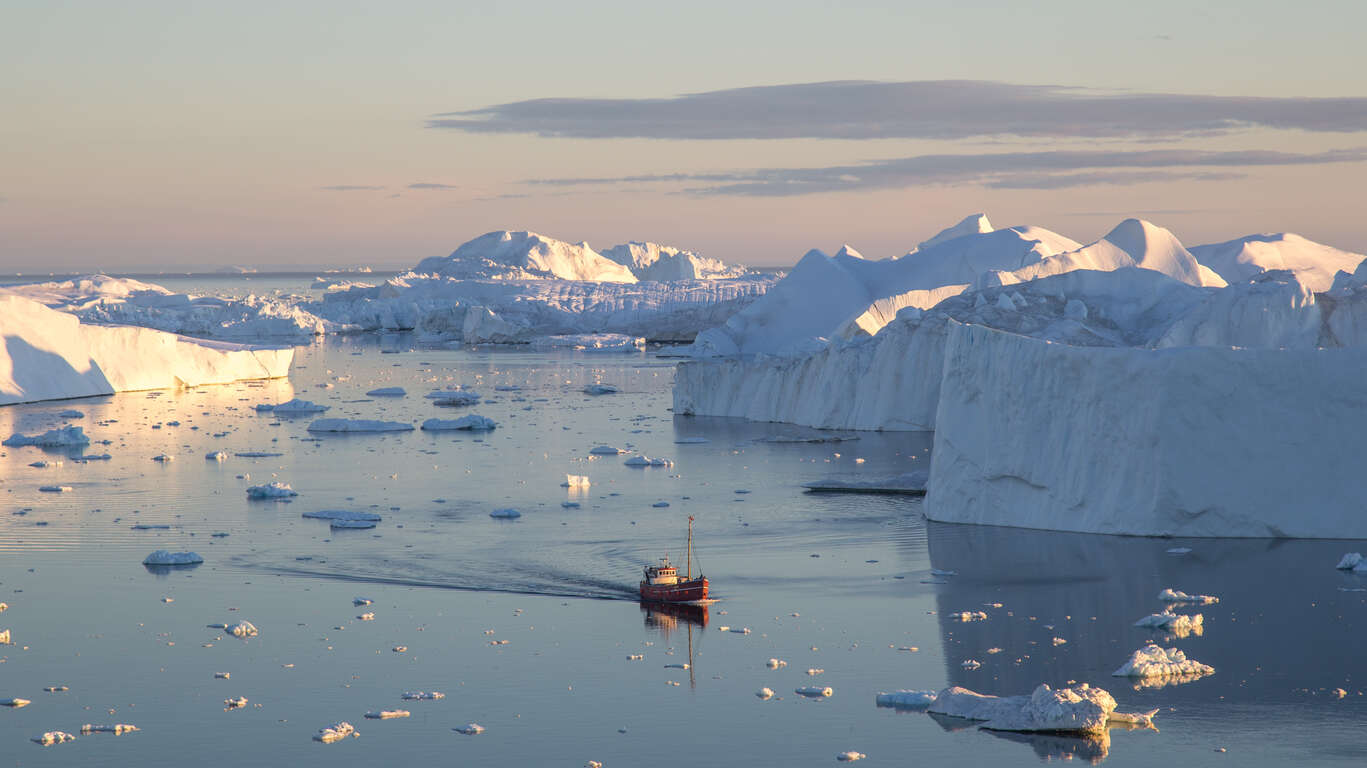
[686,515,694,580]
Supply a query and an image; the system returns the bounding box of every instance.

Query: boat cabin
[644,557,679,586]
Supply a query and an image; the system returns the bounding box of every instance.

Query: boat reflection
[640,600,708,689]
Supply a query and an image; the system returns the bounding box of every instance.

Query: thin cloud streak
[430,80,1367,141]
[408,182,460,190]
[523,148,1366,196]
[321,184,385,191]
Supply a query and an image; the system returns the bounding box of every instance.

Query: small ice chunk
[836,752,866,762]
[307,418,413,433]
[354,597,374,606]
[664,663,690,669]
[246,482,297,499]
[421,415,496,431]
[766,658,788,669]
[152,453,174,462]
[1157,588,1219,604]
[401,691,444,700]
[952,611,987,622]
[806,668,824,676]
[652,501,670,508]
[33,731,76,745]
[1166,547,1193,555]
[267,398,330,414]
[626,654,644,661]
[454,723,485,735]
[588,445,627,455]
[214,672,230,679]
[728,627,751,634]
[490,508,521,519]
[624,455,673,467]
[1,698,31,708]
[224,696,248,709]
[142,550,203,566]
[1336,552,1364,571]
[38,485,74,493]
[562,501,581,508]
[314,722,355,743]
[756,688,774,699]
[795,686,834,698]
[358,612,375,621]
[874,690,936,709]
[393,646,408,652]
[205,450,227,461]
[303,510,382,522]
[366,387,407,397]
[81,724,139,735]
[961,660,982,670]
[430,391,481,407]
[1134,611,1204,637]
[1113,644,1214,680]
[365,710,410,719]
[332,519,376,530]
[4,425,90,447]
[562,474,591,488]
[226,621,259,638]
[583,384,620,395]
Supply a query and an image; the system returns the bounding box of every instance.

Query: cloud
[408,182,460,190]
[524,148,1366,196]
[321,184,385,191]
[430,80,1367,141]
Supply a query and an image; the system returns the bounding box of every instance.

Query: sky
[3,0,1366,272]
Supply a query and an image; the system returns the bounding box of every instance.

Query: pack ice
[0,293,292,406]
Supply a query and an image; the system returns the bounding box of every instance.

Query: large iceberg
[414,230,639,282]
[599,241,750,281]
[1191,232,1364,292]
[0,293,292,406]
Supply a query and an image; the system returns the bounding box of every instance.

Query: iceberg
[246,482,298,499]
[314,722,356,743]
[583,384,620,395]
[1192,232,1363,292]
[600,241,751,281]
[874,690,937,709]
[302,510,382,522]
[225,621,259,638]
[365,387,406,397]
[142,550,204,566]
[4,425,91,447]
[926,684,1148,736]
[1112,645,1214,681]
[415,230,638,283]
[421,415,496,431]
[624,455,672,467]
[0,293,292,406]
[306,419,414,433]
[267,398,329,415]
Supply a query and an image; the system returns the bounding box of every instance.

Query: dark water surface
[1,336,1363,766]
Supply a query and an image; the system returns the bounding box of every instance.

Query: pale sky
[3,0,1366,272]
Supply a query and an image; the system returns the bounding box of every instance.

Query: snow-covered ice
[264,398,329,415]
[795,686,834,698]
[142,550,203,566]
[314,722,356,743]
[927,683,1136,736]
[33,731,77,745]
[307,418,414,433]
[624,455,673,467]
[365,387,406,397]
[364,710,410,719]
[588,445,627,455]
[454,723,485,735]
[4,425,91,447]
[1134,611,1204,637]
[1157,589,1219,605]
[225,621,259,638]
[1336,553,1366,572]
[81,724,139,735]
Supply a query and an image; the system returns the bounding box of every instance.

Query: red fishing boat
[639,516,709,603]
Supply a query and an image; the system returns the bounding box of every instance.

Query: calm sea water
[1,300,1365,765]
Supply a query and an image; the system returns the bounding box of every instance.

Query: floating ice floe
[490,508,521,519]
[561,501,581,508]
[303,510,382,522]
[1157,589,1219,605]
[38,485,73,493]
[142,550,203,566]
[29,460,60,468]
[364,710,410,719]
[205,451,227,461]
[0,630,11,644]
[874,690,937,709]
[358,612,375,620]
[454,723,485,735]
[1134,611,1204,637]
[583,384,620,395]
[961,660,982,670]
[1113,644,1214,681]
[266,399,329,415]
[214,673,230,680]
[237,451,284,458]
[588,445,627,455]
[246,482,298,499]
[952,611,987,622]
[802,470,929,495]
[796,686,834,698]
[652,501,670,508]
[4,426,91,447]
[307,418,414,433]
[354,597,373,606]
[332,520,377,530]
[766,658,788,669]
[420,415,496,431]
[365,387,406,397]
[624,455,673,467]
[529,333,645,352]
[151,453,174,462]
[1336,553,1366,572]
[314,722,356,743]
[1,698,31,708]
[33,731,77,745]
[927,683,1149,735]
[81,724,139,735]
[561,474,591,488]
[401,691,444,701]
[756,688,775,700]
[836,752,866,762]
[429,391,481,407]
[226,621,259,638]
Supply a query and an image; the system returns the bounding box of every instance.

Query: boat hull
[639,577,708,603]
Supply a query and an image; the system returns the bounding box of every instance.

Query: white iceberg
[454,723,485,735]
[142,550,203,566]
[266,398,329,415]
[3,425,91,447]
[589,445,627,455]
[430,391,481,407]
[415,230,637,283]
[246,482,297,499]
[600,241,751,281]
[401,691,444,700]
[1112,645,1214,681]
[1134,611,1204,637]
[314,722,355,743]
[307,418,414,433]
[80,724,139,735]
[624,455,673,467]
[365,387,406,397]
[33,731,77,745]
[1157,589,1219,605]
[795,686,833,698]
[225,621,259,638]
[364,710,410,719]
[528,333,645,352]
[1192,232,1363,292]
[421,415,496,431]
[927,683,1140,736]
